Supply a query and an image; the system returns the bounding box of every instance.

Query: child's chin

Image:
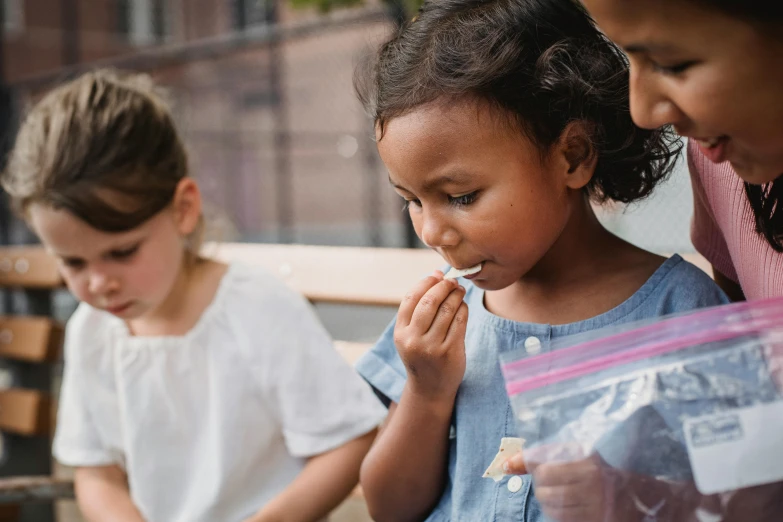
[468,277,507,292]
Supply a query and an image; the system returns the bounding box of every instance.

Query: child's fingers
[443,301,469,346]
[397,273,444,327]
[408,279,459,332]
[427,286,467,339]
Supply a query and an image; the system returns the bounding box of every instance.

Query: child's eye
[61,258,85,270]
[401,198,422,211]
[448,191,479,207]
[650,60,698,76]
[110,245,139,261]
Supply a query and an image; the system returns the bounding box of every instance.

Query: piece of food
[444,263,482,280]
[482,437,525,482]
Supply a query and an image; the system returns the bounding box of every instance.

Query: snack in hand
[444,263,482,280]
[482,437,525,482]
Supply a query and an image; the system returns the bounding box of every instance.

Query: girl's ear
[556,121,597,190]
[171,178,202,236]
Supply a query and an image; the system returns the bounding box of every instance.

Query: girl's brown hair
[2,69,203,252]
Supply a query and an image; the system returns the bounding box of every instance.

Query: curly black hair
[355,0,681,204]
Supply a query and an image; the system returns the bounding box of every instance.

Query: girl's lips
[464,270,481,280]
[694,136,729,163]
[106,302,132,315]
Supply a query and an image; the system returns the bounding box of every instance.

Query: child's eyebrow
[388,174,472,192]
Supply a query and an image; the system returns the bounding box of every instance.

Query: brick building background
[1,0,412,249]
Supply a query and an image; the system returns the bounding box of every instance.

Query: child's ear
[172,178,202,236]
[556,122,597,190]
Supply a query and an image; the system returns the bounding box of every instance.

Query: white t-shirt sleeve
[259,287,386,458]
[52,307,117,467]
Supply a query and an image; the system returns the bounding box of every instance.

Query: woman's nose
[629,67,686,130]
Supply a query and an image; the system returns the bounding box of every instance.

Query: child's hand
[528,454,611,522]
[394,271,468,404]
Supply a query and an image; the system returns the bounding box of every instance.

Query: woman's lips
[693,136,729,163]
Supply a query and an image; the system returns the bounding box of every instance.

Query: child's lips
[106,302,132,315]
[444,262,483,280]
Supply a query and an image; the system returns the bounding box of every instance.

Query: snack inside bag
[501,298,783,521]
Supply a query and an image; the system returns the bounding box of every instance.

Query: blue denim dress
[356,255,730,522]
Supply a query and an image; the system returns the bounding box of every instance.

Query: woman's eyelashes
[401,191,479,211]
[650,60,699,76]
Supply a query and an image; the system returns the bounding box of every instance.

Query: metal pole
[267,0,293,243]
[61,0,80,66]
[362,125,383,247]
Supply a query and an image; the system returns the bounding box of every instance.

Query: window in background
[2,0,24,34]
[233,0,273,30]
[117,0,170,45]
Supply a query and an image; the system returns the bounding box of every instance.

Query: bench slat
[0,247,61,289]
[210,243,442,306]
[0,317,63,363]
[0,477,74,504]
[0,389,51,436]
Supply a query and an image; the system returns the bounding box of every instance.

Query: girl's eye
[62,258,85,270]
[651,60,698,76]
[402,198,422,211]
[449,191,479,207]
[110,245,139,260]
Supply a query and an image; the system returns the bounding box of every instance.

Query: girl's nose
[419,210,459,248]
[88,270,117,296]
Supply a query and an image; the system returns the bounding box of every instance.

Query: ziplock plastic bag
[501,298,783,522]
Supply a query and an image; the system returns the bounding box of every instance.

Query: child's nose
[420,212,459,248]
[88,271,116,295]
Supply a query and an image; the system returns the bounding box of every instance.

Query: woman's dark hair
[690,0,783,251]
[355,0,681,204]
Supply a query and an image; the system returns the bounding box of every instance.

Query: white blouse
[53,263,386,522]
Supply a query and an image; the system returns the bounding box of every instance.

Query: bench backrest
[210,243,444,364]
[0,246,64,522]
[209,243,713,364]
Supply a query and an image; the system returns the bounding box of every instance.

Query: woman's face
[582,0,783,184]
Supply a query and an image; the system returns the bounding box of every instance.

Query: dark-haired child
[352,0,730,520]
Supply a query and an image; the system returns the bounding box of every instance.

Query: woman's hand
[530,455,609,522]
[394,271,468,404]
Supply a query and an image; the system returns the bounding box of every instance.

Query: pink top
[688,140,783,299]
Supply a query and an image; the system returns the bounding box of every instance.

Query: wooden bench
[0,243,712,522]
[0,246,65,522]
